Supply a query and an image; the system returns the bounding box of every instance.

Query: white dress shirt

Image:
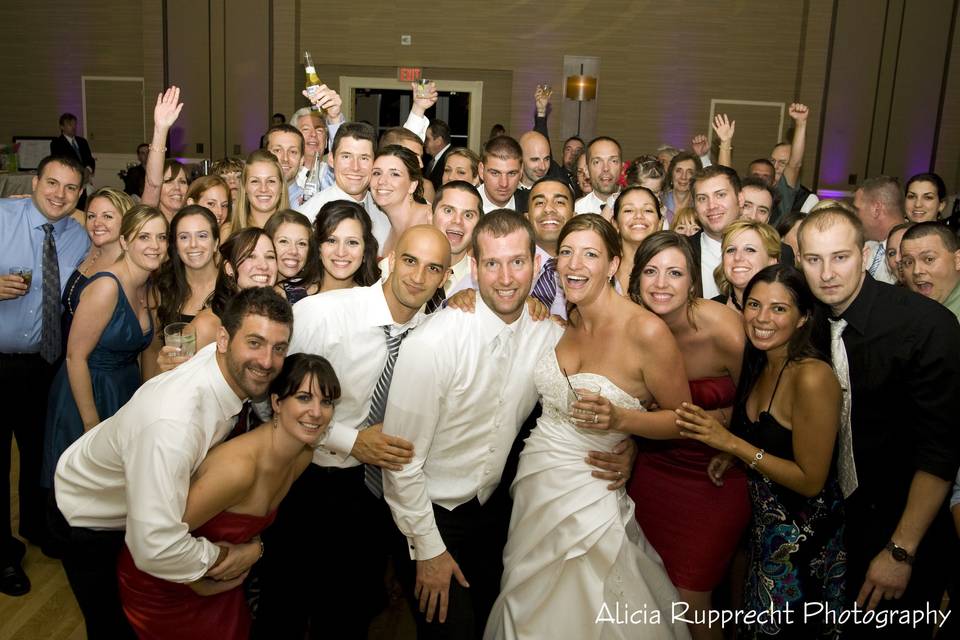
[575,190,616,215]
[479,186,516,214]
[288,283,426,467]
[383,299,563,560]
[700,233,722,299]
[295,184,391,251]
[54,344,242,583]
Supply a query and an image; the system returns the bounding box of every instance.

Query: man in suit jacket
[687,164,794,298]
[50,113,95,209]
[424,120,452,191]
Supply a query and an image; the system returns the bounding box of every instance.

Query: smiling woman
[43,205,168,488]
[233,150,290,232]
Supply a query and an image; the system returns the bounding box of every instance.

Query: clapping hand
[154,86,183,131]
[712,114,735,142]
[691,134,709,157]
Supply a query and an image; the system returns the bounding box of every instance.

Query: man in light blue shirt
[0,154,89,596]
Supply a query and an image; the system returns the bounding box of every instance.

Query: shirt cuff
[403,112,429,141]
[409,530,447,561]
[699,153,712,168]
[322,424,359,459]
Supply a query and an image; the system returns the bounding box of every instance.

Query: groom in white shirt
[383,210,633,639]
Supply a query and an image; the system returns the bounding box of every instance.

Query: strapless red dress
[627,376,750,591]
[117,510,277,640]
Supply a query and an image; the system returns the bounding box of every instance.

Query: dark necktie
[40,223,62,363]
[530,257,558,308]
[228,400,254,440]
[425,286,446,314]
[363,325,409,497]
[70,138,80,157]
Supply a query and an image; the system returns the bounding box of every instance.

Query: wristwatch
[884,541,915,565]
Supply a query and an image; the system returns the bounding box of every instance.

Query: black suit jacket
[425,146,451,191]
[50,135,95,172]
[685,230,795,297]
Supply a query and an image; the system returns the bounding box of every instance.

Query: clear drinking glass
[164,322,197,357]
[8,267,32,290]
[417,78,431,97]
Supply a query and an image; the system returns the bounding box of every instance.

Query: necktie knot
[829,318,848,340]
[42,222,54,235]
[531,258,559,307]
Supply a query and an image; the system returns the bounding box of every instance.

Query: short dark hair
[693,164,741,197]
[585,136,623,161]
[220,286,293,341]
[860,175,906,218]
[530,176,574,201]
[432,180,482,214]
[427,120,451,145]
[271,112,286,122]
[266,124,305,154]
[740,176,779,209]
[58,113,77,126]
[471,209,536,261]
[481,135,522,164]
[269,353,341,404]
[332,122,377,156]
[37,155,86,187]
[749,158,776,175]
[563,136,585,148]
[775,210,807,239]
[901,221,959,252]
[137,143,150,153]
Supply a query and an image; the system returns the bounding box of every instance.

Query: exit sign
[398,67,422,82]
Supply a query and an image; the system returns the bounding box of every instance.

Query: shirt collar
[474,293,524,345]
[203,344,245,419]
[365,282,427,334]
[25,198,71,233]
[837,272,877,335]
[448,255,471,290]
[701,232,721,251]
[480,186,515,212]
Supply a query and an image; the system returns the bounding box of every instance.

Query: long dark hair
[209,227,273,317]
[731,264,830,425]
[313,200,381,287]
[376,144,426,204]
[154,205,219,329]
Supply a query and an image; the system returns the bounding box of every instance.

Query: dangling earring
[273,414,279,429]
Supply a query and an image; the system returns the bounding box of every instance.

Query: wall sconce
[565,66,597,136]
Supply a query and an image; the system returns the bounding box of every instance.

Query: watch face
[891,547,908,561]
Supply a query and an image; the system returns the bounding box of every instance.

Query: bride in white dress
[485,215,693,640]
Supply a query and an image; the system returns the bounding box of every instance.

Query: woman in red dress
[117,353,340,639]
[627,231,751,640]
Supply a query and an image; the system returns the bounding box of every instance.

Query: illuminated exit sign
[398,67,422,82]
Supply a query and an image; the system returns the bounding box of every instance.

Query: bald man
[515,131,578,213]
[254,226,451,638]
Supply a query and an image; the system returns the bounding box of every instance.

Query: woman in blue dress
[42,205,168,487]
[675,265,846,638]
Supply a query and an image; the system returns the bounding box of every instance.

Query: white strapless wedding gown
[484,353,690,640]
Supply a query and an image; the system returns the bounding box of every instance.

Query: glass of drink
[568,380,602,417]
[8,267,32,291]
[164,322,197,357]
[417,78,431,97]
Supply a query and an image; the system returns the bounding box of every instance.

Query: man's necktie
[363,325,409,497]
[867,243,884,277]
[40,223,62,363]
[70,138,80,157]
[228,400,254,440]
[530,258,558,308]
[425,286,446,314]
[829,318,858,497]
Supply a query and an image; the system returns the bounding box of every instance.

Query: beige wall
[3,0,959,197]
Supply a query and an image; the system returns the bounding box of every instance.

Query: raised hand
[301,85,342,123]
[712,114,735,143]
[691,134,709,157]
[154,86,183,131]
[535,84,553,116]
[411,81,438,116]
[788,103,809,123]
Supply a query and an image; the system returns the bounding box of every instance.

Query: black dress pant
[0,352,55,563]
[393,496,510,640]
[47,497,136,639]
[253,464,392,639]
[843,495,954,639]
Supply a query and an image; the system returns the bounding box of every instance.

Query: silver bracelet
[749,449,765,470]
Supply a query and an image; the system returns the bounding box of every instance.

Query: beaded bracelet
[749,449,765,470]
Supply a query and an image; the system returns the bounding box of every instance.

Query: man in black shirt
[797,206,960,638]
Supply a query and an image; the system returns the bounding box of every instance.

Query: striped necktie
[531,258,558,308]
[363,325,409,497]
[867,243,885,277]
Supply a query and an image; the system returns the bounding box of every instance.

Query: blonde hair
[714,219,781,297]
[120,204,167,242]
[233,150,290,231]
[672,207,700,233]
[87,187,135,217]
[186,175,233,228]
